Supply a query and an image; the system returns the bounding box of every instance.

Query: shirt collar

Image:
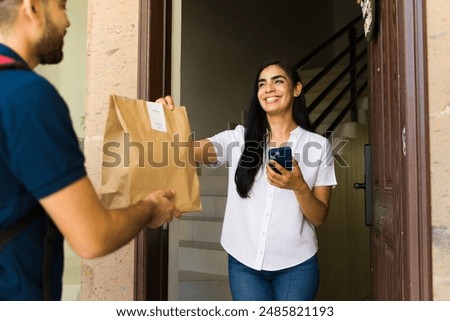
[0,43,30,68]
[289,126,305,140]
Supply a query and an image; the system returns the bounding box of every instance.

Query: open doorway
[136,0,373,301]
[163,0,371,301]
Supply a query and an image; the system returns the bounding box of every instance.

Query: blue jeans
[228,254,319,301]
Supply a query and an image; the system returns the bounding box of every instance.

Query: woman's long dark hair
[235,60,314,198]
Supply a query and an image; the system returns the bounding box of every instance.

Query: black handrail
[294,15,368,135]
[308,48,367,114]
[325,82,368,137]
[295,15,362,70]
[303,34,365,93]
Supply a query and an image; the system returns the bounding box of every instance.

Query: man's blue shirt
[0,44,86,300]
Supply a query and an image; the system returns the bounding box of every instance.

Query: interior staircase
[302,65,352,134]
[178,164,231,300]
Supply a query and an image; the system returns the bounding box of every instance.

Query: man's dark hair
[0,0,22,28]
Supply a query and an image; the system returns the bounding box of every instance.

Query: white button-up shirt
[208,125,337,271]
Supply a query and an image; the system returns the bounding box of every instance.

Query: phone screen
[268,146,293,174]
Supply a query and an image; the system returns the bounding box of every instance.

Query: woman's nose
[265,83,274,92]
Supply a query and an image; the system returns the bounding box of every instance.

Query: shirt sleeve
[315,138,337,187]
[3,77,86,199]
[207,125,245,167]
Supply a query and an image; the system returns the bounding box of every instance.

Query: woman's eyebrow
[258,75,287,83]
[271,75,287,81]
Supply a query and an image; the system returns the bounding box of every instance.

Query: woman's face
[257,64,301,116]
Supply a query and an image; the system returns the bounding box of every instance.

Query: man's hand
[40,177,182,259]
[144,189,182,228]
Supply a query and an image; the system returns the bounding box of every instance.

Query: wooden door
[368,0,431,300]
[135,0,172,301]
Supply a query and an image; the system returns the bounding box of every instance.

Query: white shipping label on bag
[146,102,168,132]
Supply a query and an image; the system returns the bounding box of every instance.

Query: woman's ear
[294,82,302,97]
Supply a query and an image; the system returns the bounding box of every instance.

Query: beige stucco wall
[79,0,140,300]
[427,1,450,300]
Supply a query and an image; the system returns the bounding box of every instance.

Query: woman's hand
[155,95,217,165]
[266,158,308,193]
[266,158,332,227]
[156,95,175,110]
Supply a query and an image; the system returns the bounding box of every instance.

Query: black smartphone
[268,146,293,174]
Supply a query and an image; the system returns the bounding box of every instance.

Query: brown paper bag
[100,94,202,212]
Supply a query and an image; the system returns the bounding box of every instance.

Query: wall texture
[427,1,450,300]
[80,0,140,300]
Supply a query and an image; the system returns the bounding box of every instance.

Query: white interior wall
[180,0,338,139]
[35,0,88,139]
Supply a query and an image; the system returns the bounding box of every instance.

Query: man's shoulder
[0,69,55,94]
[0,70,63,116]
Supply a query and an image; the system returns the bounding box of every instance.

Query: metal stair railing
[295,15,368,135]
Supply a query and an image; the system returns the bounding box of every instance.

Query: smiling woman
[157,60,337,301]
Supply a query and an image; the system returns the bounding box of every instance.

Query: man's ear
[22,0,44,21]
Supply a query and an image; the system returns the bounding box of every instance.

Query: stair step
[178,279,232,301]
[308,97,352,122]
[178,270,231,301]
[181,216,223,222]
[179,218,223,243]
[179,241,228,276]
[179,269,228,282]
[299,65,345,80]
[183,195,226,220]
[199,175,228,196]
[179,240,223,250]
[305,78,351,95]
[199,164,228,176]
[316,113,352,135]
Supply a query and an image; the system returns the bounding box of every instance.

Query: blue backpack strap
[42,216,58,300]
[0,54,28,70]
[1,56,55,300]
[0,210,39,249]
[0,55,34,249]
